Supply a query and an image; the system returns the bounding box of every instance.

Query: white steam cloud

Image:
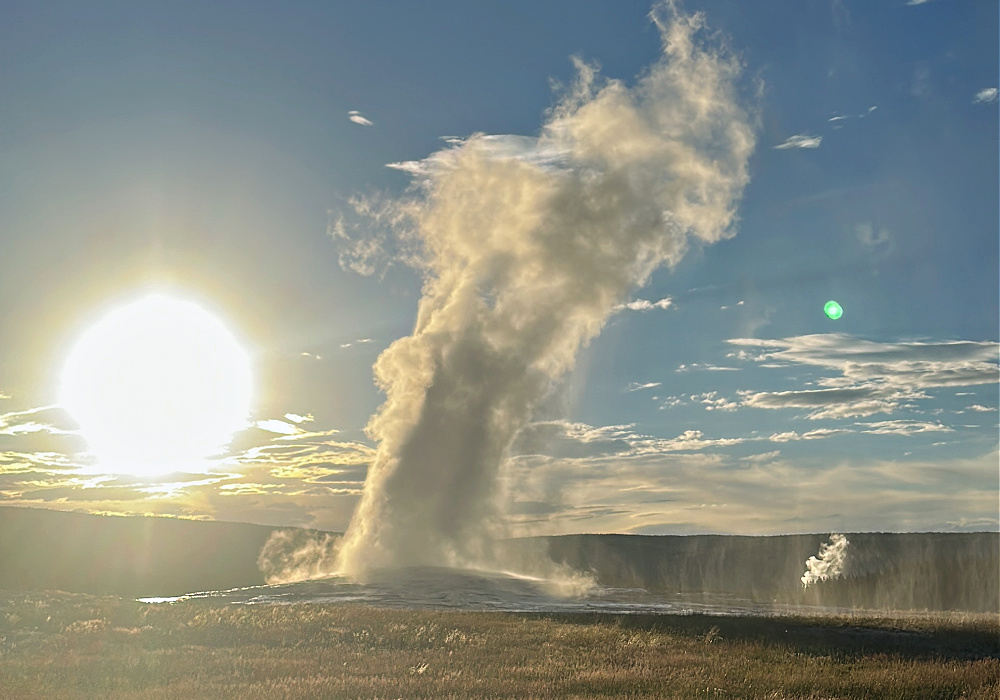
[335,1,757,579]
[801,533,849,587]
[258,529,340,585]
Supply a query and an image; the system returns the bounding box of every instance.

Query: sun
[59,294,252,476]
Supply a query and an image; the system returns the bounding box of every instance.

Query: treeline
[530,532,1000,613]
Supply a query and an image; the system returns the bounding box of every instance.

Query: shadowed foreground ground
[0,591,997,699]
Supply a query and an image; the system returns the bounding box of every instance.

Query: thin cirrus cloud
[768,428,848,443]
[773,134,822,149]
[828,106,877,124]
[626,381,661,392]
[339,338,374,349]
[348,110,374,126]
[859,420,952,436]
[770,420,950,440]
[973,88,998,105]
[510,420,744,461]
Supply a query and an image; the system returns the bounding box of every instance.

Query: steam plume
[801,534,850,587]
[336,1,756,579]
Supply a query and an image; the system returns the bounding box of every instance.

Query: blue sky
[0,0,996,536]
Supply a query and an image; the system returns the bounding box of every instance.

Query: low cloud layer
[730,334,999,419]
[0,401,375,532]
[505,445,998,537]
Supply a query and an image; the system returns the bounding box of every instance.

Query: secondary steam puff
[258,529,339,585]
[336,2,756,578]
[801,534,850,587]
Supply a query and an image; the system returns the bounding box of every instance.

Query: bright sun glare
[59,294,252,476]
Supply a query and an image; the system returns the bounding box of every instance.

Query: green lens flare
[824,300,843,320]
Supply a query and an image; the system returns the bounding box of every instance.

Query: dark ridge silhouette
[0,507,298,597]
[526,532,1000,613]
[2,507,997,613]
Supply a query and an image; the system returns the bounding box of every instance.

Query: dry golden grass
[0,591,996,699]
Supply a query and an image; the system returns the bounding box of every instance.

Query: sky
[0,0,997,538]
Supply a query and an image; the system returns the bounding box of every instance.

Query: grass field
[0,591,996,699]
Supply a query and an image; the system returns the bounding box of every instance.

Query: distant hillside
[517,532,1000,613]
[0,507,299,597]
[2,508,997,612]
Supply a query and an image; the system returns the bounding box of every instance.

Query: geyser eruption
[801,534,850,587]
[335,1,757,580]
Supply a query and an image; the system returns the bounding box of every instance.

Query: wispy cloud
[859,420,952,436]
[855,222,893,257]
[911,64,931,97]
[615,297,674,312]
[691,391,738,411]
[730,334,999,420]
[742,450,781,463]
[742,386,897,420]
[626,382,661,392]
[768,428,848,442]
[828,106,877,125]
[512,420,744,460]
[676,362,738,372]
[974,88,998,105]
[256,419,302,436]
[339,338,374,349]
[0,406,77,437]
[774,134,822,150]
[906,0,933,6]
[348,110,373,126]
[327,196,419,277]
